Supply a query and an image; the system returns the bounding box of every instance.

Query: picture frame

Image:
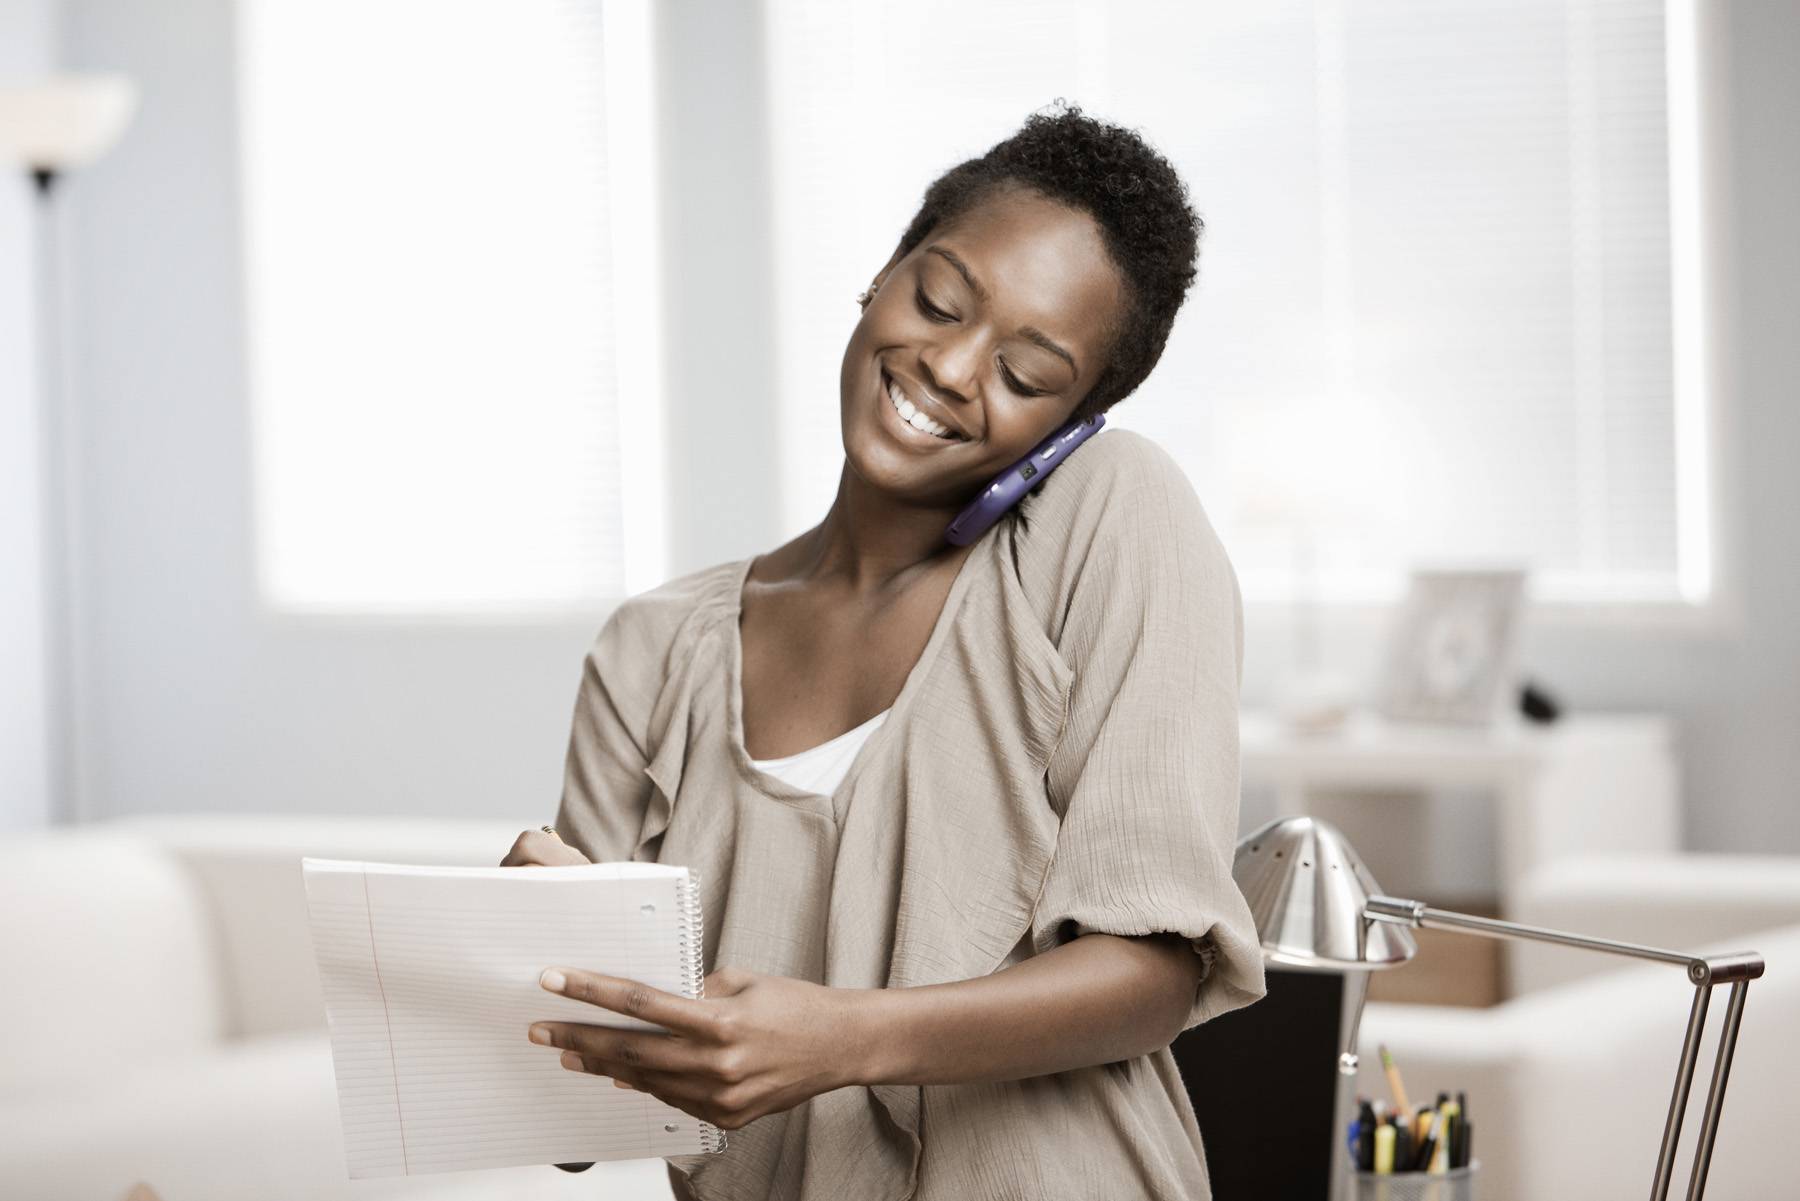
[1374,568,1528,725]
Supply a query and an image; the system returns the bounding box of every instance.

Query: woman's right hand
[500,827,592,867]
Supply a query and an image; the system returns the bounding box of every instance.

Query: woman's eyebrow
[926,245,1079,379]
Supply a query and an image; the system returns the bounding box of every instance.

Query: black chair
[1172,967,1350,1200]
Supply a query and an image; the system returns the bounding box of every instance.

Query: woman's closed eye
[915,286,955,325]
[914,287,1049,397]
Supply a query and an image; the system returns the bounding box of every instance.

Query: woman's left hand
[528,965,869,1131]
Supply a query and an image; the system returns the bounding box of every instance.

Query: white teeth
[886,374,961,440]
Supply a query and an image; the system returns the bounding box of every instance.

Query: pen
[1411,1113,1437,1173]
[1379,1044,1412,1115]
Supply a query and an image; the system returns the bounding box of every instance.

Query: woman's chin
[843,432,917,490]
[842,427,952,496]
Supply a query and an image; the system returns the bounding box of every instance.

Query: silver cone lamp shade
[1235,815,1417,969]
[1234,815,1416,1077]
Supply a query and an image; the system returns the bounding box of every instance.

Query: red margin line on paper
[363,867,410,1174]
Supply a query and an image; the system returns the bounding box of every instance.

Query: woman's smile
[879,367,971,447]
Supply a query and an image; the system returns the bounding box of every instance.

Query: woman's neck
[791,464,973,595]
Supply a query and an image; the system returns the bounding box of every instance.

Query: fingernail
[560,1051,584,1072]
[613,1078,635,1090]
[541,969,566,992]
[529,1024,551,1045]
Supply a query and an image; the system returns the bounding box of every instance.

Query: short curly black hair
[894,99,1201,422]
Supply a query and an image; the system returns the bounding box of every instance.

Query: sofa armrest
[0,829,224,1093]
[1508,853,1800,995]
[107,814,531,1039]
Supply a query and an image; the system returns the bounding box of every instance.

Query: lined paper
[302,858,719,1177]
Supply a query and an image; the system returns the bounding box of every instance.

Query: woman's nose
[917,330,984,404]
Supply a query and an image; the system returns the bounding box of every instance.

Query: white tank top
[748,707,891,796]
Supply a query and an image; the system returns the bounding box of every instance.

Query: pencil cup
[1353,1162,1478,1201]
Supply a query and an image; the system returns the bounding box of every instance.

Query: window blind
[764,0,1699,607]
[240,0,640,613]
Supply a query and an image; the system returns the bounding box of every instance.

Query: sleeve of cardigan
[551,601,662,865]
[1027,443,1268,1031]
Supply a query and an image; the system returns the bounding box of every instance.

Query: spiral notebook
[301,858,724,1178]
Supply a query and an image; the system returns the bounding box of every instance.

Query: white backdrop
[6,0,1797,863]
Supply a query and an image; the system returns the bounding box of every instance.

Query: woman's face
[838,185,1127,507]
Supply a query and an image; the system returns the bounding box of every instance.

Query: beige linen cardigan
[553,428,1267,1201]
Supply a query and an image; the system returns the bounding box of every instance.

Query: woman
[503,100,1267,1200]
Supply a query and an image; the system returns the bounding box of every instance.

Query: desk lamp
[1234,815,1764,1201]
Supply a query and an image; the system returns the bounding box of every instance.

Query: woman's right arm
[506,604,665,868]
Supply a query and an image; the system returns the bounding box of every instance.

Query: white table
[1239,709,1681,913]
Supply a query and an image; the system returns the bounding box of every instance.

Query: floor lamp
[0,74,138,825]
[1235,815,1764,1201]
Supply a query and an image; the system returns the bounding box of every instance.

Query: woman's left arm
[850,929,1202,1083]
[529,933,1198,1131]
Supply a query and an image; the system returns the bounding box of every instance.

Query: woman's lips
[879,369,965,447]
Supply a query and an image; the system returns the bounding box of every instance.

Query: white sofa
[1355,853,1800,1201]
[0,815,676,1201]
[7,817,1790,1201]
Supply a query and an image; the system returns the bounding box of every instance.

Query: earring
[857,283,879,308]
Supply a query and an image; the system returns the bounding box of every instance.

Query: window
[239,0,665,614]
[764,0,1708,609]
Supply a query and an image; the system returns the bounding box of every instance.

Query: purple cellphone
[944,414,1106,546]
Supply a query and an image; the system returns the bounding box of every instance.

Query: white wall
[51,0,599,827]
[43,0,785,830]
[1242,0,1800,884]
[33,1,1800,859]
[0,0,56,832]
[1463,0,1800,857]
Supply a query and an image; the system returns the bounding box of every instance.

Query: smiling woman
[511,101,1266,1201]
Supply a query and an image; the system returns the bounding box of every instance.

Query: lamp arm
[1364,896,1764,981]
[1363,894,1764,1201]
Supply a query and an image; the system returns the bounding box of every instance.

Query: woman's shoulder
[1012,426,1225,565]
[1059,424,1183,485]
[1001,427,1238,649]
[587,557,744,673]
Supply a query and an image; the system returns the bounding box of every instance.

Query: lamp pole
[0,76,139,826]
[31,163,88,825]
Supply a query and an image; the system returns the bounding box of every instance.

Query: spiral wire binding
[676,870,728,1153]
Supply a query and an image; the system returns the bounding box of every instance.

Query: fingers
[552,1048,636,1088]
[500,829,591,867]
[539,967,720,1039]
[558,1054,757,1132]
[529,1021,706,1076]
